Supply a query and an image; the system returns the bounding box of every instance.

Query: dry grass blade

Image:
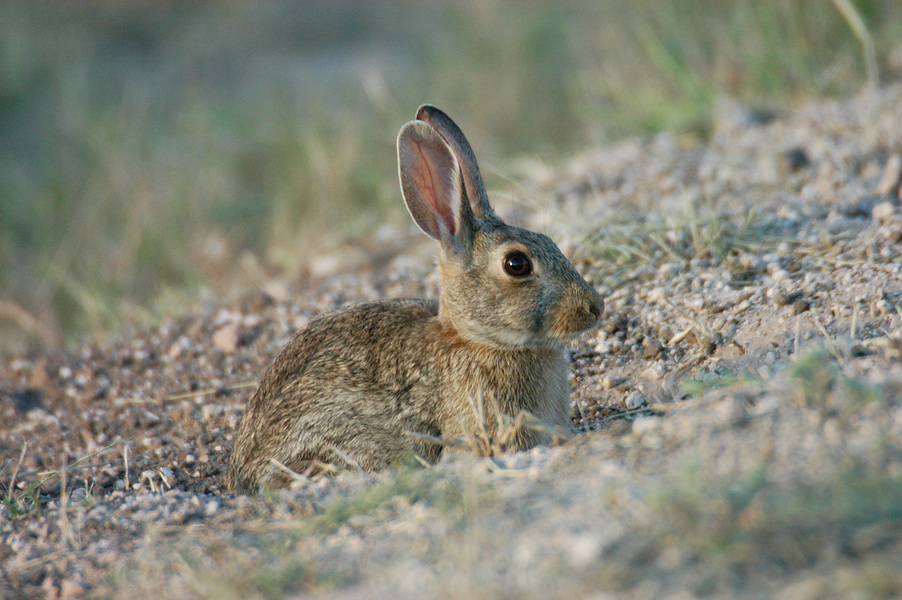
[514,412,573,444]
[31,440,125,488]
[19,549,67,571]
[123,444,130,491]
[575,400,591,434]
[7,442,28,495]
[812,313,846,362]
[597,406,655,423]
[165,381,258,403]
[462,390,507,457]
[57,454,78,551]
[831,0,879,90]
[405,431,466,449]
[663,297,716,346]
[270,457,343,486]
[269,458,311,488]
[406,389,568,459]
[851,300,860,341]
[327,444,364,473]
[0,300,61,348]
[491,411,527,452]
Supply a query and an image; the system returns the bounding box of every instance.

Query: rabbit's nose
[588,297,603,322]
[589,302,602,320]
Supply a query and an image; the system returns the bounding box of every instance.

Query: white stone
[625,391,646,409]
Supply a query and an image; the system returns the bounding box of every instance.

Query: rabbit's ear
[398,120,474,252]
[415,105,494,220]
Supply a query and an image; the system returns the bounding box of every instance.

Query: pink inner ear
[411,139,457,237]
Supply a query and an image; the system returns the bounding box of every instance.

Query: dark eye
[503,251,533,277]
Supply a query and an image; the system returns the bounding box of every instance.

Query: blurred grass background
[1,0,901,356]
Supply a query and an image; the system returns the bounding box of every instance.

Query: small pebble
[737,253,766,273]
[881,225,902,243]
[602,376,627,390]
[212,323,240,354]
[872,200,896,224]
[647,287,668,304]
[640,365,665,380]
[874,153,902,197]
[60,578,85,599]
[594,340,611,354]
[766,287,786,305]
[564,534,603,569]
[771,269,790,283]
[642,339,664,359]
[792,298,811,314]
[658,263,682,278]
[625,391,646,409]
[781,147,810,173]
[632,417,659,435]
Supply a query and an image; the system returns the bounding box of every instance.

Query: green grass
[1,0,901,354]
[106,466,489,599]
[789,349,885,417]
[612,461,902,596]
[309,466,472,532]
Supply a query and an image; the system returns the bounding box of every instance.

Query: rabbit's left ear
[415,104,494,221]
[397,120,474,255]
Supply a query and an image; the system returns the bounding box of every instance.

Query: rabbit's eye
[503,251,533,277]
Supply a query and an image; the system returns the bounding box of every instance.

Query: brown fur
[227,106,603,493]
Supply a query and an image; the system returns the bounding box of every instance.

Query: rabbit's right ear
[397,121,474,253]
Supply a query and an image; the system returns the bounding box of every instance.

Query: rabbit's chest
[441,346,570,423]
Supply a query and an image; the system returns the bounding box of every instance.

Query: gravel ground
[2,85,902,599]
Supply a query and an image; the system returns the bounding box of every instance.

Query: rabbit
[227,105,603,493]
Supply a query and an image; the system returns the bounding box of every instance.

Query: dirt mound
[2,86,902,599]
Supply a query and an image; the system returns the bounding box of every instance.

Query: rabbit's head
[398,105,603,349]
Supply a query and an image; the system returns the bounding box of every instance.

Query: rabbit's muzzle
[547,284,604,341]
